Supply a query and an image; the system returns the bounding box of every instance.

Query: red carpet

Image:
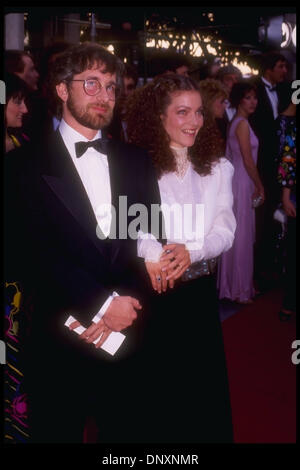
[222,288,296,443]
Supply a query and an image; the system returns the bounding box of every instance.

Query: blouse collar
[170,146,189,179]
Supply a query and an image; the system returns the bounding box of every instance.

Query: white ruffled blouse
[138,147,236,264]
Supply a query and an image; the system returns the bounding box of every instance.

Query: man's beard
[66,94,113,130]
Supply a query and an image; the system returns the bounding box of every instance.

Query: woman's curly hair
[125,73,225,178]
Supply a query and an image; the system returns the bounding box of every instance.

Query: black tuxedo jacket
[249,77,285,190]
[5,130,162,361]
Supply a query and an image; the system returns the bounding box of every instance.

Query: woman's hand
[145,261,168,293]
[282,188,296,217]
[160,243,191,281]
[282,199,296,217]
[252,184,265,205]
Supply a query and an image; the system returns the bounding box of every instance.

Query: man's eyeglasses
[70,79,117,100]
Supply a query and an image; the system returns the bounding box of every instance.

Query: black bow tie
[265,84,277,92]
[75,138,109,158]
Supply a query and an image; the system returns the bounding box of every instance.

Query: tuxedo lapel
[105,140,122,264]
[41,131,109,259]
[258,80,275,120]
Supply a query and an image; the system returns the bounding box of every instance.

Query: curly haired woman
[125,73,236,443]
[198,77,228,151]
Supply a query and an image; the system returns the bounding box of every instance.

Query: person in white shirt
[125,73,236,442]
[4,42,162,443]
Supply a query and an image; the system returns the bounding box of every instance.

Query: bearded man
[4,42,162,443]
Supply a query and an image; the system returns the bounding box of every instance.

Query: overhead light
[107,45,114,54]
[146,39,155,48]
[161,40,170,49]
[232,58,259,76]
[207,44,217,56]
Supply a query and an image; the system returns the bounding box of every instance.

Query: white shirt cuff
[137,230,163,263]
[92,291,119,323]
[144,242,164,262]
[185,241,204,264]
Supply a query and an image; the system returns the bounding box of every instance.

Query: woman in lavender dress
[218,81,265,303]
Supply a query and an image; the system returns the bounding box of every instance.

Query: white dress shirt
[225,101,236,122]
[138,156,236,265]
[261,77,279,120]
[59,119,112,238]
[59,119,115,323]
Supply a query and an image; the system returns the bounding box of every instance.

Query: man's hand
[69,318,112,349]
[102,296,142,331]
[68,296,142,348]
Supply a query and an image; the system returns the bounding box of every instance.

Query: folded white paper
[64,315,125,356]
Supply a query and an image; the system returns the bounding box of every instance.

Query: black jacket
[4,130,162,360]
[249,77,285,190]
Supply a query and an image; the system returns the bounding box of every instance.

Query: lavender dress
[217,116,259,302]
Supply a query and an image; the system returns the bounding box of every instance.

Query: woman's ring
[156,276,161,282]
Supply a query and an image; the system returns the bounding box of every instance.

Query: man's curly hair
[125,73,225,178]
[47,42,124,118]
